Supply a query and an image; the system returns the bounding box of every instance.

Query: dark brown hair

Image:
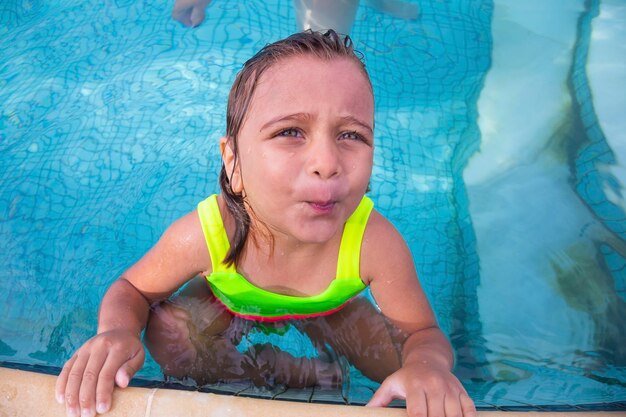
[219,29,372,266]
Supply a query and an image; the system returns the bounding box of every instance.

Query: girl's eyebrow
[260,113,373,134]
[339,116,374,134]
[260,113,313,131]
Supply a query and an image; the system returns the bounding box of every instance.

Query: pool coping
[2,367,626,417]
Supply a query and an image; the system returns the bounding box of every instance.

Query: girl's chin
[289,223,343,245]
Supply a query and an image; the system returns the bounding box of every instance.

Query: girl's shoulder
[360,209,415,285]
[121,208,212,301]
[157,208,213,275]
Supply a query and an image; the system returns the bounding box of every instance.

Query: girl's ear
[220,136,244,194]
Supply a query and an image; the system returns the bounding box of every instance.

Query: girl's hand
[366,363,476,417]
[55,329,145,417]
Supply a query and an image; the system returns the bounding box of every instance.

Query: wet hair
[219,29,372,266]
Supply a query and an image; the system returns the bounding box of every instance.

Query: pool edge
[1,368,625,417]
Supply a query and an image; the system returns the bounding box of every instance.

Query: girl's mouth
[307,201,336,214]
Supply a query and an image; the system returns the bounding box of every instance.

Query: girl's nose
[307,138,342,179]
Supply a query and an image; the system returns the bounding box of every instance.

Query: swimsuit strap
[336,196,374,279]
[197,195,236,274]
[198,195,374,277]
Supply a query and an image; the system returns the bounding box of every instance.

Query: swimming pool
[1,0,625,411]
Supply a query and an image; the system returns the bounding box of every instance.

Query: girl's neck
[238,221,342,295]
[248,220,340,265]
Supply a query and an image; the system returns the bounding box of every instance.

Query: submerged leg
[144,276,342,387]
[299,297,407,383]
[144,276,239,381]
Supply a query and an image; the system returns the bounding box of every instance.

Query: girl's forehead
[264,55,366,83]
[250,55,373,114]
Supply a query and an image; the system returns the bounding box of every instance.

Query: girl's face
[223,55,374,246]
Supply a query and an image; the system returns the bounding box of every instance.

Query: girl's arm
[361,210,476,417]
[55,210,210,417]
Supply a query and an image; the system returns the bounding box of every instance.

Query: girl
[55,30,476,417]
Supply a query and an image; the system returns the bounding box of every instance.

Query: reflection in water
[466,0,626,402]
[559,0,626,366]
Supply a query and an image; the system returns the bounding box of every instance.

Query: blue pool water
[1,0,626,409]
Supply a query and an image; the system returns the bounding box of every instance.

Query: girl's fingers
[366,378,402,407]
[366,388,393,408]
[63,353,89,417]
[444,392,463,417]
[95,361,116,414]
[95,352,128,414]
[55,354,77,404]
[55,332,145,417]
[94,343,144,414]
[460,391,478,417]
[425,391,445,417]
[90,342,144,414]
[77,349,109,417]
[112,344,145,388]
[405,388,427,417]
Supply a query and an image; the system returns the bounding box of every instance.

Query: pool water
[1,0,626,410]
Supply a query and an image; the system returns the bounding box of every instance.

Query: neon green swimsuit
[197,195,374,322]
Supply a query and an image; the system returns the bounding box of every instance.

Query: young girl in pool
[56,30,476,417]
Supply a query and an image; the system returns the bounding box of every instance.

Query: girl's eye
[340,131,366,142]
[277,128,302,138]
